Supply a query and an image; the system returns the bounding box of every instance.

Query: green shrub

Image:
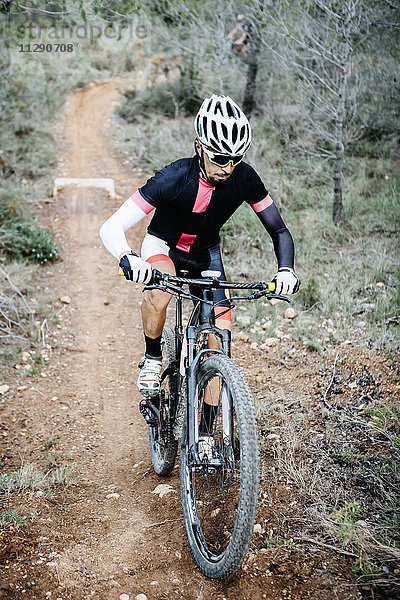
[1,221,59,264]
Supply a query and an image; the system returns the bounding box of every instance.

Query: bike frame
[145,270,288,466]
[182,289,232,467]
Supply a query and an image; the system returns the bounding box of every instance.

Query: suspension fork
[174,294,183,359]
[186,328,232,464]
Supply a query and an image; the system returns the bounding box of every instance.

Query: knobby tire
[148,327,178,476]
[180,353,259,579]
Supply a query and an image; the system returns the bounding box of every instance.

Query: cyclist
[99,94,299,399]
[226,14,250,55]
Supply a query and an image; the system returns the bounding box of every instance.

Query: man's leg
[137,255,176,398]
[141,258,176,344]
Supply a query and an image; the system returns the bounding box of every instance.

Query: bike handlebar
[119,267,290,302]
[149,269,276,292]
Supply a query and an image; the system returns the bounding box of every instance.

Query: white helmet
[194,94,252,156]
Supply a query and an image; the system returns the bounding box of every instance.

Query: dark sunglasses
[202,146,244,167]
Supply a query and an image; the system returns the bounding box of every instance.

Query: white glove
[119,252,152,284]
[273,268,300,295]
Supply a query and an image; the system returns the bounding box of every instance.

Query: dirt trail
[2,79,374,600]
[0,79,265,600]
[42,79,222,598]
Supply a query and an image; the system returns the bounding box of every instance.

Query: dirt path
[5,79,397,600]
[0,79,271,600]
[38,79,223,599]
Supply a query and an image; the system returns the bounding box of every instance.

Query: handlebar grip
[119,267,125,276]
[268,282,276,292]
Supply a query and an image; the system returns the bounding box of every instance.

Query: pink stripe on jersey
[176,233,197,253]
[131,190,155,215]
[251,194,273,213]
[193,174,214,213]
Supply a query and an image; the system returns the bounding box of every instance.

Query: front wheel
[180,354,259,579]
[148,327,178,476]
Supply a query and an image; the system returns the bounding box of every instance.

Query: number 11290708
[18,43,74,52]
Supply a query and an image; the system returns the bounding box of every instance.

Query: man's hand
[119,252,152,284]
[273,268,300,295]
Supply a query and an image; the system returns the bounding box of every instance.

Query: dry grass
[255,362,400,594]
[0,264,34,348]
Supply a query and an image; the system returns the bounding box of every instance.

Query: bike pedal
[139,399,158,425]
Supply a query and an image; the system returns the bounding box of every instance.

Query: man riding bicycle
[99,94,299,399]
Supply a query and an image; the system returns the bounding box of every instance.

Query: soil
[1,80,399,600]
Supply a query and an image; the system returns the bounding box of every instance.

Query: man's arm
[250,194,299,294]
[226,26,236,40]
[99,190,155,259]
[250,195,294,268]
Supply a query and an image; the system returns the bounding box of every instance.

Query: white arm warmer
[99,197,147,260]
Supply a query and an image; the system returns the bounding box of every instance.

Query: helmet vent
[240,125,246,140]
[211,120,219,141]
[232,122,238,144]
[220,139,231,153]
[226,101,235,118]
[221,123,228,139]
[210,138,220,151]
[207,98,213,111]
[203,116,208,139]
[214,101,223,116]
[196,115,202,136]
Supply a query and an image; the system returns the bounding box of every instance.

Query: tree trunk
[332,43,351,225]
[333,140,344,225]
[242,0,264,116]
[333,71,346,225]
[243,52,259,115]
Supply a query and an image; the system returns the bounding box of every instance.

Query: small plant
[0,509,26,529]
[0,463,73,493]
[332,450,356,465]
[263,537,284,549]
[351,558,381,581]
[26,366,39,377]
[330,501,361,540]
[41,436,57,451]
[298,277,320,309]
[48,465,73,486]
[46,451,59,468]
[43,488,54,499]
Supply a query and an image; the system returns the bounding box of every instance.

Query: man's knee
[143,288,171,312]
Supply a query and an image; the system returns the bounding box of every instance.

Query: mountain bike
[138,268,289,579]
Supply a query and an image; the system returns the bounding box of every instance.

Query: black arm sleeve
[256,203,294,269]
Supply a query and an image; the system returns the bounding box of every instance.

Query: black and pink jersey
[131,156,294,268]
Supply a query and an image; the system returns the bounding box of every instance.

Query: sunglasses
[202,146,244,167]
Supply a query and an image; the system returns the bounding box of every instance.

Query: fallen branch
[293,536,358,558]
[145,518,179,529]
[299,302,321,315]
[268,358,293,370]
[322,350,340,410]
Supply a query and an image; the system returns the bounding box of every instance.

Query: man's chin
[210,175,229,184]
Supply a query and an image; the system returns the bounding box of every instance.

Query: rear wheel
[148,327,178,476]
[180,354,259,578]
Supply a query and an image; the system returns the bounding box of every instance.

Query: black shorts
[141,233,231,318]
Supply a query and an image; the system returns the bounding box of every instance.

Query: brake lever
[248,289,290,302]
